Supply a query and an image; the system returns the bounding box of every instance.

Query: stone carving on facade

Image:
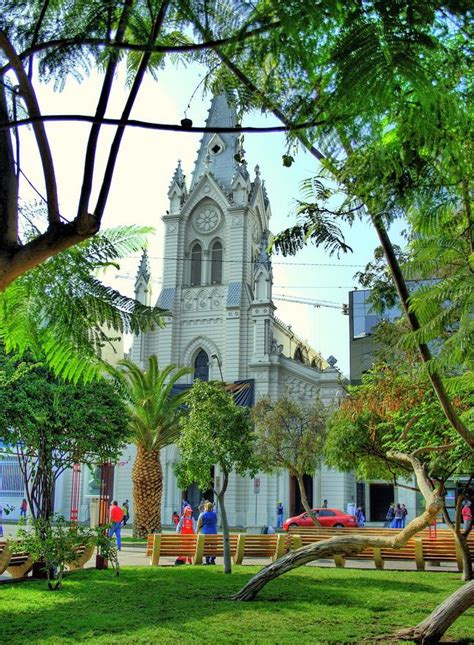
[211,288,223,309]
[283,375,318,400]
[183,290,193,311]
[197,289,209,309]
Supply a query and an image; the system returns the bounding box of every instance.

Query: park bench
[147,533,198,565]
[0,539,95,579]
[147,532,287,565]
[0,540,12,575]
[287,527,474,571]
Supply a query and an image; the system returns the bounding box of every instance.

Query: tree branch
[0,21,281,75]
[0,29,60,226]
[1,114,323,134]
[76,0,134,222]
[412,443,457,458]
[94,0,172,222]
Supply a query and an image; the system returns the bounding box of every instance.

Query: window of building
[0,457,23,496]
[210,240,223,284]
[194,350,209,381]
[190,243,202,286]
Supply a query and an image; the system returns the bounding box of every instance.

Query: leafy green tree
[175,380,257,574]
[0,225,165,383]
[252,395,329,526]
[112,356,191,538]
[0,352,130,519]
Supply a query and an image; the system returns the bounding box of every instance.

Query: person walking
[109,500,124,550]
[172,511,180,526]
[322,499,328,509]
[390,503,404,529]
[197,501,218,565]
[462,500,472,534]
[276,502,284,529]
[122,499,130,526]
[355,507,365,527]
[384,502,395,527]
[20,498,28,519]
[176,505,196,564]
[401,504,408,528]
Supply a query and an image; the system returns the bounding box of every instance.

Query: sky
[17,60,404,378]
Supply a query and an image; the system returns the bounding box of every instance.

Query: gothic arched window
[194,350,209,381]
[210,240,223,284]
[190,243,202,286]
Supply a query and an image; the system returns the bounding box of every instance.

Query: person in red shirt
[109,500,124,550]
[175,505,195,564]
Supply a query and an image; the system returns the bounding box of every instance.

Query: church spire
[168,159,186,192]
[190,93,240,190]
[134,248,151,305]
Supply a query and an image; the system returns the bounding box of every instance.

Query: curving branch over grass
[233,452,443,601]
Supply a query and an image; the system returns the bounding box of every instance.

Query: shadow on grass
[0,567,470,644]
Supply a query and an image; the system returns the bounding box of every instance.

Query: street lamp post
[211,354,224,382]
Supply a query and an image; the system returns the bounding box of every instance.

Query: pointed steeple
[168,159,186,193]
[190,94,240,190]
[168,160,187,213]
[135,248,151,296]
[255,231,272,273]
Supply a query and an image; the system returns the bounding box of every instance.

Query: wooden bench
[233,533,287,564]
[148,533,198,565]
[0,540,12,575]
[287,527,474,571]
[66,544,96,571]
[0,540,95,578]
[147,533,287,565]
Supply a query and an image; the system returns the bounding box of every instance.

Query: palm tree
[114,356,191,537]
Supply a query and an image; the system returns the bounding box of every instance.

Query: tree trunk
[295,473,321,527]
[233,454,443,601]
[132,445,162,538]
[218,492,232,574]
[0,81,18,249]
[395,581,474,644]
[216,472,231,574]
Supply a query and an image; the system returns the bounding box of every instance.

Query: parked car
[283,508,358,530]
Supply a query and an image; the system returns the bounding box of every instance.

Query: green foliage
[325,356,472,484]
[0,352,129,518]
[11,515,118,590]
[0,225,166,383]
[111,356,191,451]
[252,395,328,477]
[175,380,257,492]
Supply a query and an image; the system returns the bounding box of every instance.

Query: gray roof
[191,94,240,191]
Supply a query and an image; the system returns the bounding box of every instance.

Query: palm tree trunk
[132,445,162,538]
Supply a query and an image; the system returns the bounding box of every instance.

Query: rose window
[194,208,220,233]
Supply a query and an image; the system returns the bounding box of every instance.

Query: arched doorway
[193,349,209,381]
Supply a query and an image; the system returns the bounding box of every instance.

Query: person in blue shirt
[197,502,218,565]
[276,502,284,528]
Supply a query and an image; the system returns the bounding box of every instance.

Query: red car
[283,508,358,531]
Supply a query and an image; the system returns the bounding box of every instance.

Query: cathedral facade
[125,95,355,528]
[29,95,355,529]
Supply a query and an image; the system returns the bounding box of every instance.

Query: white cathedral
[123,94,356,527]
[2,95,357,528]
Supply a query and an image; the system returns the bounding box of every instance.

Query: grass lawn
[1,566,472,644]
